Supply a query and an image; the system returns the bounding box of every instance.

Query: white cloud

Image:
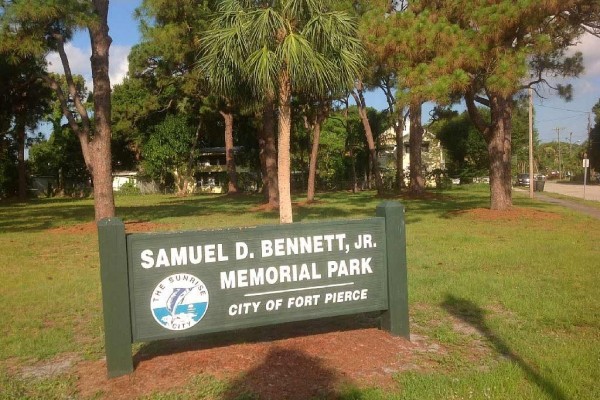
[569,33,600,78]
[109,45,131,86]
[45,43,130,90]
[46,43,92,85]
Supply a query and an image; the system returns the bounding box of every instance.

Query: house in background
[112,171,138,191]
[30,176,58,197]
[195,146,254,193]
[377,120,445,186]
[111,147,253,194]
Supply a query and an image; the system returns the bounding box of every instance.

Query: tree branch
[474,95,490,107]
[42,74,93,169]
[54,34,92,136]
[465,89,489,138]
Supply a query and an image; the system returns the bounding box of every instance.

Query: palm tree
[201,0,364,223]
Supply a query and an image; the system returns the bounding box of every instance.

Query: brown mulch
[75,317,438,400]
[449,207,561,221]
[47,221,178,234]
[249,203,278,212]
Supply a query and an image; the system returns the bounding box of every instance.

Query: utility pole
[569,132,573,155]
[588,113,592,161]
[555,127,563,179]
[569,132,573,178]
[528,88,534,198]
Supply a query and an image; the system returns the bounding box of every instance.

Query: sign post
[583,156,589,200]
[376,202,409,337]
[97,202,409,377]
[97,218,133,377]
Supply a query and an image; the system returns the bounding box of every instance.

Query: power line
[534,103,592,114]
[538,114,580,123]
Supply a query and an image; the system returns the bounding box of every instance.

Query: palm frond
[245,45,280,97]
[247,7,285,49]
[278,32,330,94]
[303,11,360,53]
[281,0,323,23]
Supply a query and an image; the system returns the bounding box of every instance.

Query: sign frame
[97,201,409,378]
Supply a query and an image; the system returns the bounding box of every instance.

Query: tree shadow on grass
[132,314,382,399]
[220,347,343,400]
[441,295,567,400]
[133,313,382,365]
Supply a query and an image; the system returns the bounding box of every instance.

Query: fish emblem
[166,287,193,316]
[151,273,209,331]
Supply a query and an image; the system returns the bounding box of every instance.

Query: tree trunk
[187,116,203,187]
[306,118,322,203]
[58,167,64,195]
[394,117,405,192]
[487,94,513,210]
[16,116,26,201]
[409,103,425,194]
[258,125,268,199]
[349,146,358,193]
[277,70,293,223]
[380,79,405,192]
[173,168,186,195]
[351,84,383,195]
[465,90,514,210]
[220,110,238,194]
[88,0,115,221]
[260,98,279,207]
[394,121,404,193]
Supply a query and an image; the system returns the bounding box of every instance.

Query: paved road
[540,181,600,202]
[515,181,600,219]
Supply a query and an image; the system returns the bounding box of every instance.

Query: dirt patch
[76,316,441,400]
[394,191,451,201]
[249,201,323,212]
[449,207,560,221]
[249,203,278,212]
[47,221,178,234]
[18,354,80,380]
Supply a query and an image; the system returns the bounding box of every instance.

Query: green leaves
[199,0,364,101]
[143,114,196,179]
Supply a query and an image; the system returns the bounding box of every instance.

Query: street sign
[583,158,590,168]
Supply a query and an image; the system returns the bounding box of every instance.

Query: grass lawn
[0,185,598,399]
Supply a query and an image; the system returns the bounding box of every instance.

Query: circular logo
[150,273,209,331]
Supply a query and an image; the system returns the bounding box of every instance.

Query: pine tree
[0,0,115,220]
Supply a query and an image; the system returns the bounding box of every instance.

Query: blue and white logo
[151,273,209,331]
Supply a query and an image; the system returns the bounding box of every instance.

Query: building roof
[198,146,244,156]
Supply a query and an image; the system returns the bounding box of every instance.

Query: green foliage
[536,141,587,178]
[315,106,389,187]
[431,99,536,180]
[199,0,364,100]
[115,181,141,196]
[0,135,18,199]
[142,114,196,183]
[28,126,90,193]
[418,0,592,100]
[0,53,54,198]
[432,110,489,179]
[361,0,596,208]
[130,0,214,105]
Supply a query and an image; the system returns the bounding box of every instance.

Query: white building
[377,120,445,186]
[112,171,138,191]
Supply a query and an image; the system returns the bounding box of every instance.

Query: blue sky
[47,0,600,144]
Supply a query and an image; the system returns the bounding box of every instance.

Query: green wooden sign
[97,202,409,378]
